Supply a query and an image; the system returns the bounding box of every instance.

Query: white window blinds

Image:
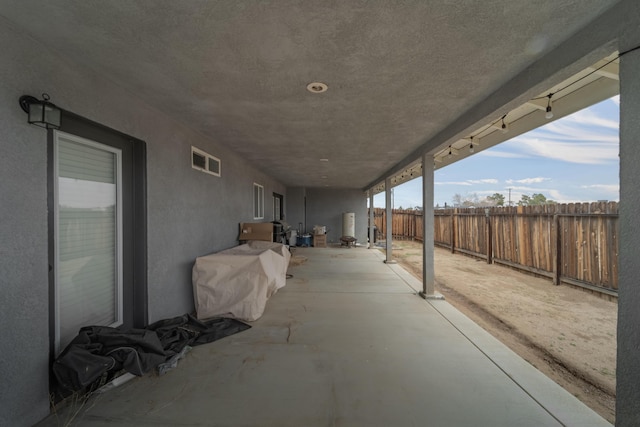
[54,132,123,354]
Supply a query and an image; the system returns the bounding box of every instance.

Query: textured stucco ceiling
[0,0,620,189]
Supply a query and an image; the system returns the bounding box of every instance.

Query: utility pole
[508,188,512,206]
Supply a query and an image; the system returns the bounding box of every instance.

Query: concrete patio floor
[39,245,611,427]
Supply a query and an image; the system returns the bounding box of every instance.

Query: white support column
[617,46,640,426]
[369,191,374,249]
[420,153,440,299]
[384,177,396,263]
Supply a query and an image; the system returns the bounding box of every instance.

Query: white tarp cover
[192,241,291,321]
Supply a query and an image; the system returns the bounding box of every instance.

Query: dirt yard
[384,240,617,424]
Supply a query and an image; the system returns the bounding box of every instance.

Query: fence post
[485,209,492,264]
[450,209,456,254]
[553,214,561,285]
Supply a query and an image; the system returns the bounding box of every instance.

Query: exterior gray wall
[305,188,368,245]
[617,47,640,427]
[2,1,640,426]
[285,186,306,233]
[0,24,51,426]
[0,21,284,427]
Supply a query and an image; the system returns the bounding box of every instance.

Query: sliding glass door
[54,131,123,354]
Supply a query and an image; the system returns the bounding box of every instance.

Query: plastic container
[298,234,312,247]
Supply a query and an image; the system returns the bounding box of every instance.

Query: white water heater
[342,212,355,237]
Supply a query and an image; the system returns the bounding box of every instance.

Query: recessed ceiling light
[307,82,328,93]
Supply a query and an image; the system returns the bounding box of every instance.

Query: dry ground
[385,240,617,424]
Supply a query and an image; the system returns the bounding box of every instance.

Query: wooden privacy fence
[371,202,619,297]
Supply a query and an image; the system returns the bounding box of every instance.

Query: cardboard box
[313,234,327,248]
[239,222,273,242]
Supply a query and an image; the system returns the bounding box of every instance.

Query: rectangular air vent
[208,157,220,175]
[192,151,206,169]
[191,146,221,177]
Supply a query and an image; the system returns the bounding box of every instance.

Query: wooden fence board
[371,203,618,295]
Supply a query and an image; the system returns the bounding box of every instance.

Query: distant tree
[461,193,480,208]
[518,194,531,206]
[486,193,505,206]
[454,192,502,208]
[517,193,556,206]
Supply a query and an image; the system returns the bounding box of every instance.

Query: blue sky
[374,96,620,208]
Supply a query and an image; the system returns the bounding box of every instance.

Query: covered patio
[3,1,640,425]
[38,246,609,427]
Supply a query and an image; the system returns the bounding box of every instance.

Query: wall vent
[191,146,221,177]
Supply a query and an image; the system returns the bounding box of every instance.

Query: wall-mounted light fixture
[19,93,60,129]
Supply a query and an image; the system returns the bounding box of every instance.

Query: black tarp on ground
[53,314,250,392]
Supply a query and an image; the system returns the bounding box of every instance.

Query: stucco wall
[305,188,368,245]
[285,186,306,232]
[617,48,640,427]
[286,187,367,245]
[0,21,284,427]
[0,24,51,426]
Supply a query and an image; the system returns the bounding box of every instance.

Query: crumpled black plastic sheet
[53,314,250,392]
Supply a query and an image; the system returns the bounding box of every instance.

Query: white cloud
[512,136,618,164]
[546,189,571,203]
[507,185,546,192]
[561,109,619,130]
[580,184,619,193]
[484,105,619,165]
[531,124,618,144]
[478,150,528,159]
[435,181,473,186]
[432,97,620,205]
[474,189,508,196]
[468,179,499,184]
[506,177,550,185]
[436,179,498,186]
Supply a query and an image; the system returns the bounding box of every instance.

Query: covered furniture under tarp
[192,241,291,321]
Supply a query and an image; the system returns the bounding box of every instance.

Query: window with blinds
[54,131,123,354]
